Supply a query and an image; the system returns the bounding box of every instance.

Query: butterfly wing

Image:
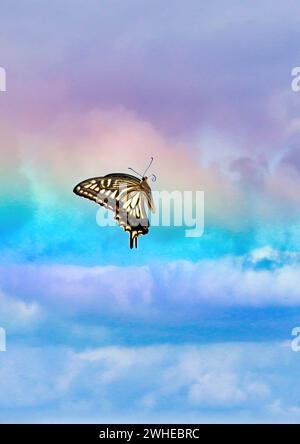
[73,173,152,248]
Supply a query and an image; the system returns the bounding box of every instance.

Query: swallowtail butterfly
[73,158,156,249]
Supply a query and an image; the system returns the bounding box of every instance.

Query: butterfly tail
[129,231,138,249]
[130,234,133,249]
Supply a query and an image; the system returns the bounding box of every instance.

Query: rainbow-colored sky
[1,0,300,423]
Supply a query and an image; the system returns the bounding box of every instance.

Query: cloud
[2,0,297,144]
[1,248,300,319]
[0,341,299,423]
[0,290,42,333]
[19,107,238,225]
[2,101,300,268]
[268,399,300,418]
[160,256,300,307]
[5,104,300,265]
[158,343,275,410]
[0,264,154,315]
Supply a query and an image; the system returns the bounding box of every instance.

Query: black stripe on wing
[73,174,140,209]
[73,178,115,210]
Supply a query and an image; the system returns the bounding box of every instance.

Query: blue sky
[1,0,300,423]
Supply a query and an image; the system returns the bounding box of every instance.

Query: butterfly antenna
[143,157,154,177]
[128,167,143,177]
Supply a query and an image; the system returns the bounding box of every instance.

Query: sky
[1,0,300,423]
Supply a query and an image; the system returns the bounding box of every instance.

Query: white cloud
[0,341,299,423]
[161,257,300,306]
[249,246,279,263]
[268,399,300,418]
[248,246,300,266]
[0,290,42,333]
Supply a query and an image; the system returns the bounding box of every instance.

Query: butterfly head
[141,175,156,183]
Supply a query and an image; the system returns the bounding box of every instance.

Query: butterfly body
[73,173,155,249]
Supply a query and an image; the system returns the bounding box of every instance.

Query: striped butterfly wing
[73,173,151,248]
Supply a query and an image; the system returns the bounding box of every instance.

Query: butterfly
[73,158,156,249]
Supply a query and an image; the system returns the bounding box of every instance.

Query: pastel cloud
[12,107,300,253]
[1,248,300,320]
[1,0,298,148]
[19,108,238,219]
